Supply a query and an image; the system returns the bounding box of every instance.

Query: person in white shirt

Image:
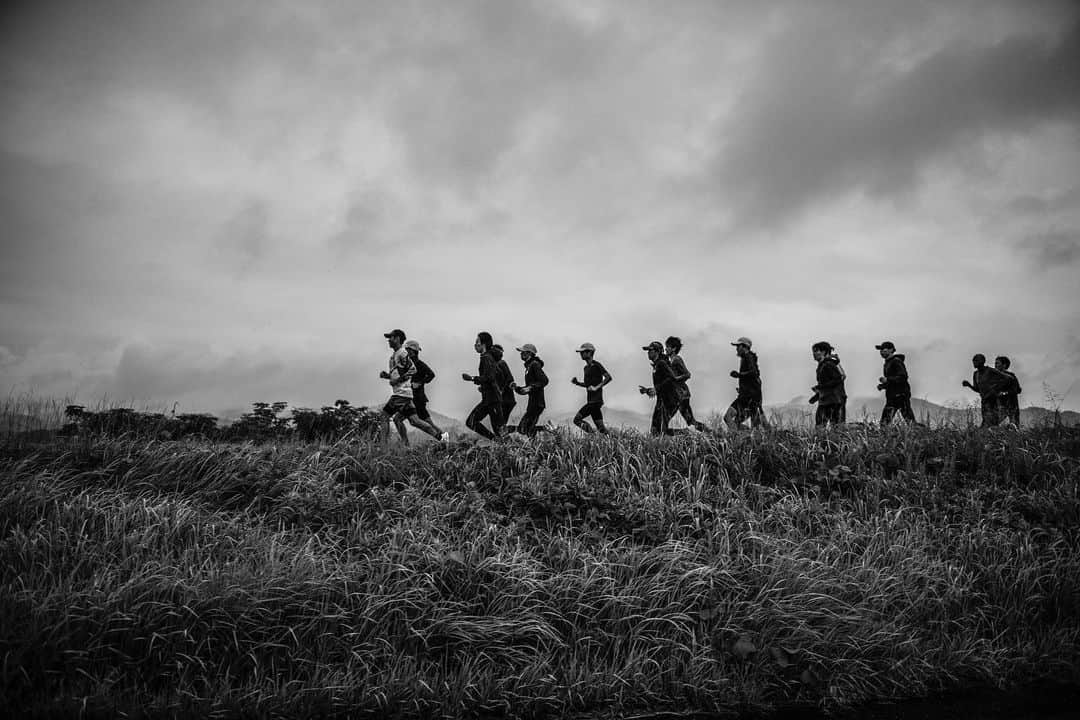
[378,329,445,445]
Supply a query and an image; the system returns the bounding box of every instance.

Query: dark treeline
[58,400,382,443]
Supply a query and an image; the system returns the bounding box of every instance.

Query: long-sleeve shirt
[411,357,435,402]
[473,351,501,404]
[652,356,679,400]
[522,357,549,406]
[971,366,1005,402]
[813,357,846,406]
[881,354,911,397]
[734,351,762,399]
[495,359,516,404]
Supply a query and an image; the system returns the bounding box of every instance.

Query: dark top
[882,354,911,397]
[495,359,516,404]
[651,355,679,400]
[1000,370,1022,399]
[522,357,549,406]
[473,351,501,404]
[971,366,1004,402]
[813,356,846,406]
[411,357,435,403]
[583,361,608,404]
[669,354,691,400]
[734,351,762,399]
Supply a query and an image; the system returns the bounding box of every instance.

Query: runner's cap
[404,340,421,351]
[516,343,538,354]
[875,341,895,351]
[383,329,406,340]
[576,342,596,353]
[731,337,752,348]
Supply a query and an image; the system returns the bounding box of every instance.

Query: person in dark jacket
[571,342,612,434]
[640,341,679,436]
[666,336,707,431]
[876,341,919,426]
[404,339,448,442]
[724,337,768,429]
[512,343,549,437]
[809,341,846,427]
[462,331,504,440]
[491,344,516,430]
[994,356,1022,426]
[962,353,1004,427]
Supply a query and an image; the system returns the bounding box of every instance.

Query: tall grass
[1,424,1078,718]
[0,392,72,440]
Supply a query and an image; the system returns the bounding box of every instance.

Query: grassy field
[2,422,1079,718]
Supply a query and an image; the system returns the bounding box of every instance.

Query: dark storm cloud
[376,1,607,185]
[0,0,329,124]
[1022,229,1080,268]
[709,4,1080,230]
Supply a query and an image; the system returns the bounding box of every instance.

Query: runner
[404,339,449,442]
[809,341,846,427]
[461,331,504,440]
[962,353,1003,427]
[512,343,549,437]
[994,356,1022,427]
[377,329,444,445]
[666,336,707,431]
[571,342,612,434]
[877,341,919,426]
[724,337,767,429]
[491,344,517,432]
[640,341,679,436]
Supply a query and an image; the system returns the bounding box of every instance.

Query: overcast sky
[2,0,1079,421]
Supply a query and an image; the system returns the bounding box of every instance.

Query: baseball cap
[576,342,596,353]
[875,341,895,350]
[731,337,752,348]
[383,329,406,340]
[642,341,664,353]
[404,339,421,351]
[515,343,538,354]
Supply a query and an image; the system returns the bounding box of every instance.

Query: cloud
[706,3,1080,230]
[1008,185,1080,215]
[215,200,269,273]
[1021,229,1080,269]
[2,0,1080,416]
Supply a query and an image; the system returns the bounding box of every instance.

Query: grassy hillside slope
[2,425,1079,718]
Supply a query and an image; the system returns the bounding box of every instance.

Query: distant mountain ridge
[541,398,1080,431]
[770,396,1080,428]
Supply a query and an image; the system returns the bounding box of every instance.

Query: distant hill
[768,396,1080,428]
[405,409,470,442]
[542,398,1079,432]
